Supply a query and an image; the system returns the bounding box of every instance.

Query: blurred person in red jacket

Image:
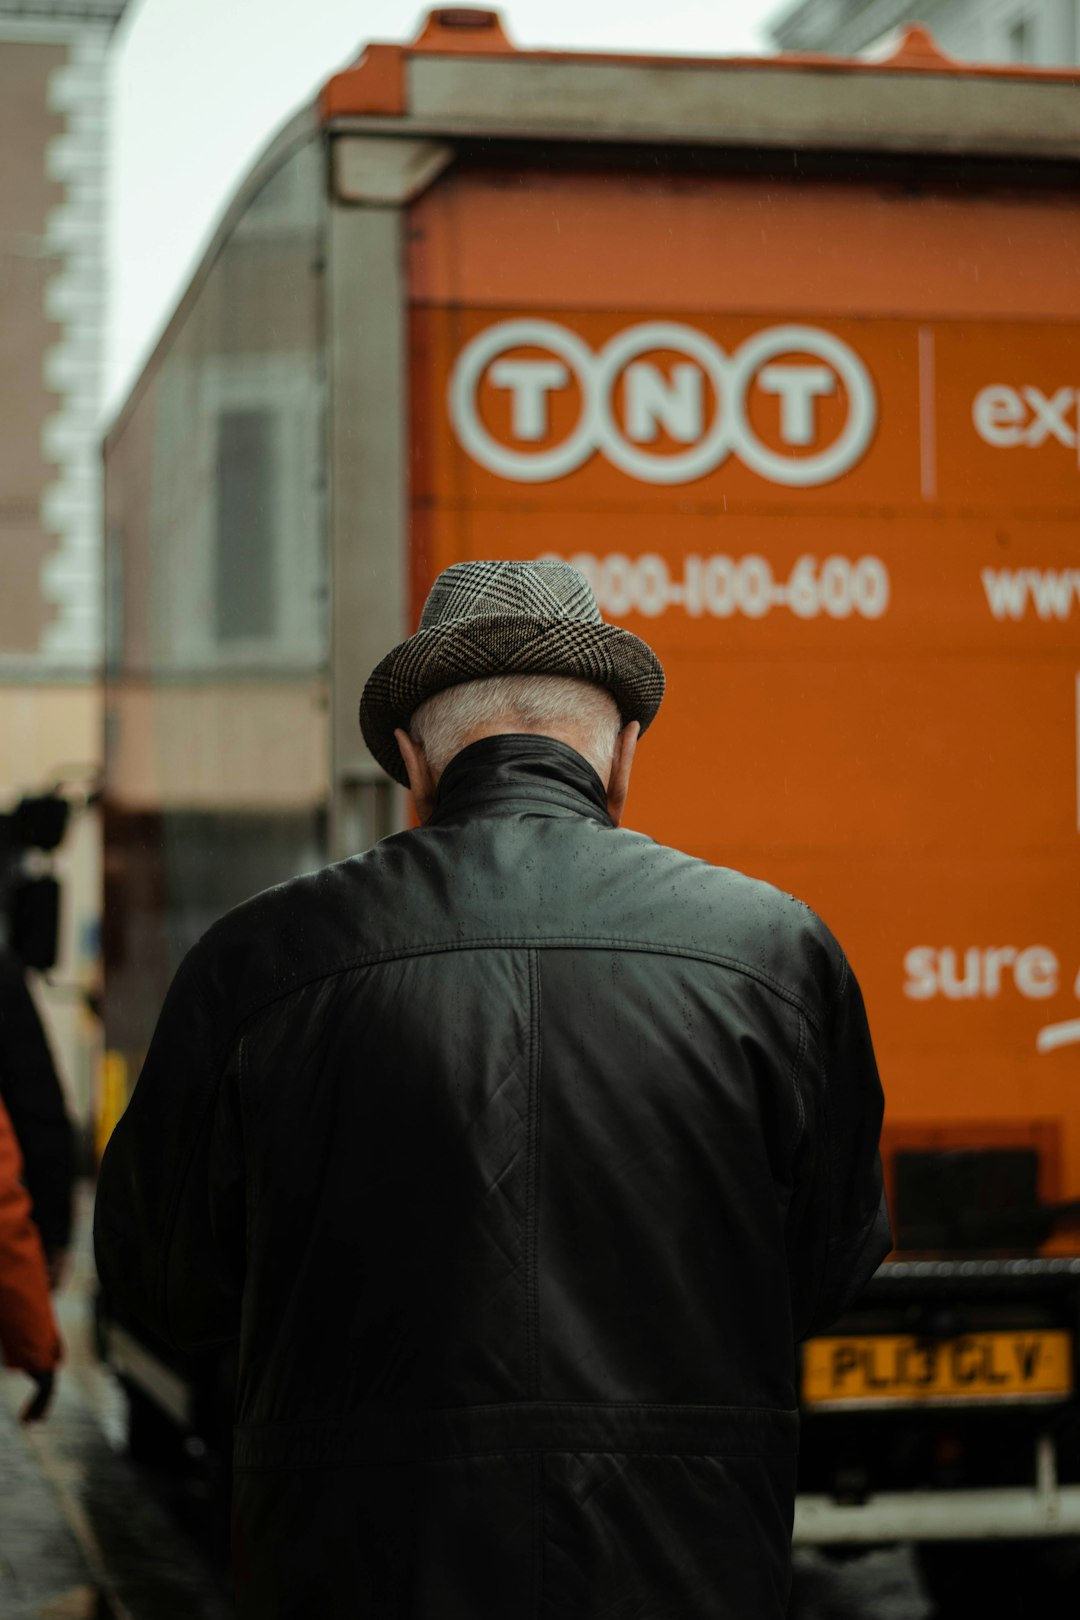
[0,1091,61,1421]
[0,945,76,1286]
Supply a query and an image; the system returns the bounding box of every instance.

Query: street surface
[791,1547,931,1619]
[0,1187,231,1620]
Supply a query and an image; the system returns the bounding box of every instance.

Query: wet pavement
[790,1547,931,1619]
[0,1186,232,1620]
[0,1389,106,1620]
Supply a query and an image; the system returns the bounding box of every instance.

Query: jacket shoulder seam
[226,936,824,1042]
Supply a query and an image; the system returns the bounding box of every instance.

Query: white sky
[105,0,785,417]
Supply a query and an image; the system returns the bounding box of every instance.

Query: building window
[1008,14,1034,63]
[214,409,276,641]
[105,524,125,675]
[1065,0,1078,63]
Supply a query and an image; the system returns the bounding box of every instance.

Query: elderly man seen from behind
[95,558,890,1620]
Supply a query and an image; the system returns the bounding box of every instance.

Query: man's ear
[606,721,639,826]
[395,728,438,824]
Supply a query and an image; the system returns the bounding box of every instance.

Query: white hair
[410,674,621,778]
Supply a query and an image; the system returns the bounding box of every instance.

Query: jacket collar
[427,734,613,827]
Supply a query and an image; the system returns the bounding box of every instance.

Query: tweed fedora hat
[359,559,665,786]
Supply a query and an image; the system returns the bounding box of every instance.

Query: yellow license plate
[802,1330,1073,1408]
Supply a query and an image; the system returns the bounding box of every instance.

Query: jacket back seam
[534,1450,545,1620]
[238,1034,255,1253]
[788,1011,808,1161]
[526,947,541,1405]
[233,1400,799,1426]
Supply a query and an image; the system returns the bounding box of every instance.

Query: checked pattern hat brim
[360,612,665,786]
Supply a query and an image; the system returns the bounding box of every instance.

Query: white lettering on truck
[625,363,703,443]
[488,359,569,440]
[449,320,877,487]
[972,385,1078,449]
[981,569,1080,621]
[540,550,890,621]
[903,946,1060,1001]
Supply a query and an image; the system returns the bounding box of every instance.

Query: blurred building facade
[0,0,127,1135]
[770,0,1080,64]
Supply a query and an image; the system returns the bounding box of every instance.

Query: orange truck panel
[407,167,1080,1224]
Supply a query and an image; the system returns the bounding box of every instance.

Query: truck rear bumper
[795,1434,1080,1542]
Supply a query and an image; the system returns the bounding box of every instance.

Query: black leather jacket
[95,735,890,1620]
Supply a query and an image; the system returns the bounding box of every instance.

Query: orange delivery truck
[100,5,1080,1565]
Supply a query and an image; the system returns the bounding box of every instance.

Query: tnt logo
[973,385,1080,451]
[448,319,878,487]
